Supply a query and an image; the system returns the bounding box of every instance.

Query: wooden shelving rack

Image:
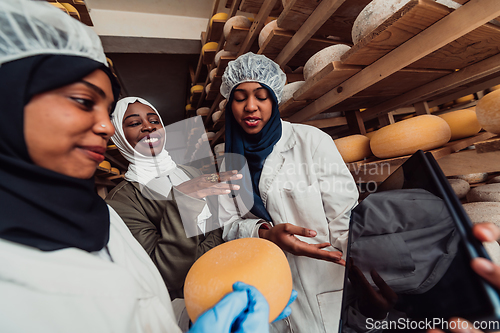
[189,0,500,183]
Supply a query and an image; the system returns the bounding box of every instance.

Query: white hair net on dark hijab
[220,52,287,103]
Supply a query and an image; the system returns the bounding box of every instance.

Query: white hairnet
[0,0,108,67]
[221,52,286,103]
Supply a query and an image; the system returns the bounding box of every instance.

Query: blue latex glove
[188,281,270,333]
[272,289,297,323]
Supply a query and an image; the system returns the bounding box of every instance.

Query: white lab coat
[0,206,182,333]
[220,121,359,333]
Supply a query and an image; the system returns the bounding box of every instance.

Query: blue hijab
[224,83,282,222]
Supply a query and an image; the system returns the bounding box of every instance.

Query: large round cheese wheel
[352,0,461,44]
[206,131,216,139]
[184,238,293,323]
[191,84,204,94]
[215,50,236,67]
[210,13,228,27]
[454,94,475,105]
[453,172,489,184]
[259,20,279,48]
[280,81,306,105]
[303,44,351,81]
[334,134,372,163]
[205,83,212,94]
[98,160,111,171]
[214,143,225,155]
[212,110,223,123]
[476,89,500,134]
[196,107,210,116]
[370,115,451,159]
[462,202,500,227]
[447,178,470,199]
[219,99,227,111]
[365,130,377,140]
[185,104,195,112]
[202,42,218,55]
[467,183,500,203]
[438,108,481,141]
[209,68,218,82]
[224,16,252,38]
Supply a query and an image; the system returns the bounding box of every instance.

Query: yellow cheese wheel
[365,131,377,140]
[210,13,228,27]
[438,108,481,141]
[370,115,451,159]
[476,89,500,134]
[190,85,204,94]
[98,161,111,170]
[334,135,372,163]
[454,94,474,105]
[184,238,292,323]
[110,167,120,175]
[201,42,218,55]
[185,104,195,112]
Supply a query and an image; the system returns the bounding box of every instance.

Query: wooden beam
[303,116,347,129]
[414,101,431,115]
[346,109,366,135]
[363,53,500,120]
[273,0,347,66]
[288,0,500,123]
[236,0,280,57]
[378,112,395,127]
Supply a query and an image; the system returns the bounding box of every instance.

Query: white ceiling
[85,0,219,19]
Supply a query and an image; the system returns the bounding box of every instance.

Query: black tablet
[339,150,500,332]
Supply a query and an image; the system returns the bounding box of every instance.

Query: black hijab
[0,54,120,252]
[224,83,282,221]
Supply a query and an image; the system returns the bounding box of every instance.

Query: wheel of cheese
[476,89,500,134]
[219,99,227,111]
[98,160,111,171]
[190,85,204,94]
[453,173,489,184]
[184,238,293,323]
[206,132,216,140]
[489,84,500,92]
[370,115,451,159]
[454,94,475,105]
[205,83,212,94]
[303,44,351,81]
[214,143,225,155]
[186,104,195,112]
[447,178,470,199]
[467,183,500,202]
[280,81,306,106]
[215,50,236,67]
[202,42,218,55]
[110,167,120,175]
[334,134,372,163]
[196,107,210,116]
[352,0,461,44]
[210,12,228,27]
[438,108,481,141]
[212,110,223,123]
[462,202,500,228]
[259,20,279,48]
[365,130,377,140]
[488,175,500,184]
[224,16,252,38]
[209,68,218,82]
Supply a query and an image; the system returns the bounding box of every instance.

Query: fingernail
[309,230,317,236]
[234,185,240,190]
[483,228,495,241]
[224,190,231,193]
[475,257,495,273]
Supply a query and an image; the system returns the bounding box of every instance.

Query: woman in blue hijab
[219,52,359,333]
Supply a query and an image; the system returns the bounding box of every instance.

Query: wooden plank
[216,56,236,77]
[342,0,452,67]
[438,150,500,176]
[207,20,226,42]
[303,116,347,129]
[345,109,366,135]
[258,30,341,67]
[210,129,226,148]
[288,0,500,123]
[294,61,361,100]
[203,49,217,65]
[279,98,309,118]
[361,52,500,121]
[277,0,372,42]
[378,112,395,127]
[224,26,251,53]
[414,101,431,115]
[238,0,283,16]
[237,0,280,57]
[475,135,500,153]
[273,0,347,66]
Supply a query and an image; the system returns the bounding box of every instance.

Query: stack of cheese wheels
[280,81,306,106]
[184,238,293,323]
[352,0,461,44]
[476,89,500,134]
[303,44,351,81]
[259,20,281,48]
[223,16,252,38]
[196,107,210,117]
[334,134,372,163]
[210,12,228,27]
[201,42,218,56]
[215,50,237,67]
[370,115,451,159]
[438,108,481,141]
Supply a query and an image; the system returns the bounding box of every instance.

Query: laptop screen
[339,150,500,332]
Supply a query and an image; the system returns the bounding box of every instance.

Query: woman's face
[231,82,273,134]
[122,102,165,156]
[24,69,115,179]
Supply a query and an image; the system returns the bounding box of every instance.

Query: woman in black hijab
[0,1,275,332]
